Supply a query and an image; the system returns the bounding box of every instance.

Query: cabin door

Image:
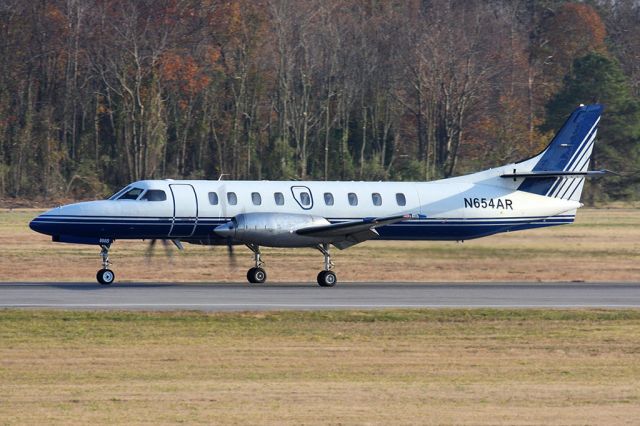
[169,184,198,237]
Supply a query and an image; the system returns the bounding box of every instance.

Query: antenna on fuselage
[218,173,230,181]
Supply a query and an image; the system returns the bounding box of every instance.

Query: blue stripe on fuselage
[30,215,574,242]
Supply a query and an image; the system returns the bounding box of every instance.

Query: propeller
[145,238,175,262]
[225,237,237,266]
[217,179,238,267]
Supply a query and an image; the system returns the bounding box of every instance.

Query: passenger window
[274,192,285,205]
[291,186,313,209]
[208,192,219,205]
[227,192,237,205]
[251,192,262,206]
[396,193,406,206]
[118,187,144,200]
[324,192,334,206]
[348,193,358,206]
[372,193,382,206]
[141,190,167,201]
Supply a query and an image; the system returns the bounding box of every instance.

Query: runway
[1,282,639,311]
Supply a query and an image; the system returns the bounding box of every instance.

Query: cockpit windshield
[107,186,130,200]
[107,186,166,201]
[117,187,144,200]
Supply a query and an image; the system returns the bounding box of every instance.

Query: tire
[97,268,115,285]
[317,270,337,287]
[247,268,256,283]
[247,267,267,284]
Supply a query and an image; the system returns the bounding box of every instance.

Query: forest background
[0,0,638,204]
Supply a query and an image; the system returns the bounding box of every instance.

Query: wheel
[317,270,337,287]
[247,267,267,284]
[97,268,115,285]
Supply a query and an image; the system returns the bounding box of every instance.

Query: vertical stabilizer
[517,104,602,201]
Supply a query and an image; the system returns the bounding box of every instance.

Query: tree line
[0,0,638,201]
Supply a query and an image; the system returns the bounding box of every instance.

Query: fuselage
[30,167,580,247]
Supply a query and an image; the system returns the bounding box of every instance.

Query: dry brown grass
[1,309,639,425]
[1,208,638,283]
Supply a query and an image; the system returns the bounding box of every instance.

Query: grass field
[0,207,638,282]
[1,309,639,424]
[2,209,639,424]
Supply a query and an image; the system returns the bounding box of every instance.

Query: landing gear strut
[96,244,115,285]
[246,244,266,284]
[316,244,336,287]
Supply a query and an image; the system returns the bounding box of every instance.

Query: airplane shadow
[2,282,179,291]
[2,282,630,292]
[2,282,320,291]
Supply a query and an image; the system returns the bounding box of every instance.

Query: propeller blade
[145,238,174,261]
[161,239,172,257]
[226,238,237,266]
[145,239,157,260]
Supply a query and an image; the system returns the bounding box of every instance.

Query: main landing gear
[243,243,337,287]
[246,244,267,284]
[316,244,336,287]
[96,244,115,285]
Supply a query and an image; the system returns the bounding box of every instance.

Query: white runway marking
[4,303,640,309]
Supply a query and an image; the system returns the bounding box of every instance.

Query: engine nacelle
[214,213,330,247]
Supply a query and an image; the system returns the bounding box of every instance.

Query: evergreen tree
[544,53,640,200]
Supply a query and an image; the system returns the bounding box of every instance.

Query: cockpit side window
[118,187,144,200]
[141,189,167,201]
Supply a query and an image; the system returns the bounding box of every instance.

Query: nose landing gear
[316,244,337,287]
[97,244,115,285]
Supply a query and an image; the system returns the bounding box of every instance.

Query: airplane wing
[296,214,412,249]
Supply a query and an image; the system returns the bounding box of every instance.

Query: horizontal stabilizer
[501,170,609,179]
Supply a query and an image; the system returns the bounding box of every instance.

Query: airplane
[30,104,606,286]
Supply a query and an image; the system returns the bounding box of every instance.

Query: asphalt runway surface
[1,282,639,311]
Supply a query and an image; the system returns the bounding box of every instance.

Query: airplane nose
[29,215,50,235]
[214,222,235,238]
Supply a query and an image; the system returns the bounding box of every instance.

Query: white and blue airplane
[30,104,605,286]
